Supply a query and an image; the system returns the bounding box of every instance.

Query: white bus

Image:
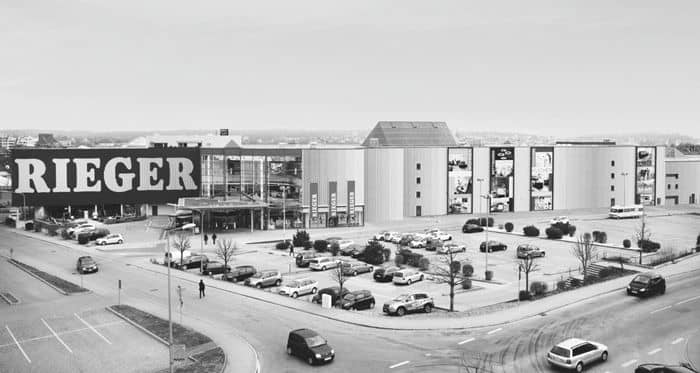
[608,205,644,219]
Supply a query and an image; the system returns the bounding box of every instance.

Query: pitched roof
[361,121,457,147]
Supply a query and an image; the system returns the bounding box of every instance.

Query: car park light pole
[482,193,491,278]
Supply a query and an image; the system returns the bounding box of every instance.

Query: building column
[250,210,254,233]
[120,204,124,216]
[260,208,264,230]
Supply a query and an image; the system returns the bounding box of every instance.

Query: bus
[608,205,644,219]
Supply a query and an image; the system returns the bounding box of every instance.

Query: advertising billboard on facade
[310,182,318,222]
[11,148,201,206]
[490,147,514,212]
[531,147,553,211]
[347,180,355,224]
[447,148,473,214]
[329,181,337,217]
[635,147,656,205]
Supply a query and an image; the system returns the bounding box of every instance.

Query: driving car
[341,261,373,276]
[516,244,545,259]
[245,269,283,288]
[295,252,326,267]
[76,256,98,274]
[340,290,375,310]
[286,329,334,365]
[437,244,466,254]
[279,278,318,298]
[312,286,351,306]
[309,257,341,271]
[96,233,124,245]
[480,240,507,252]
[383,293,434,316]
[635,363,698,373]
[373,266,400,282]
[550,216,571,225]
[627,272,666,297]
[392,269,424,285]
[462,223,484,233]
[178,254,209,269]
[222,265,257,283]
[201,261,231,276]
[547,338,608,372]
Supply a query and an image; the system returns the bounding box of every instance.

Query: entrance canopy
[175,197,269,212]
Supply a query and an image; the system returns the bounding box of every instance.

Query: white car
[374,231,389,241]
[550,216,570,225]
[278,278,318,298]
[392,269,424,285]
[329,239,354,250]
[96,234,124,245]
[309,257,341,271]
[437,244,466,254]
[70,223,96,236]
[387,232,403,243]
[547,338,608,372]
[430,231,453,241]
[409,238,428,249]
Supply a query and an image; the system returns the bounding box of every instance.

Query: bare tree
[431,250,464,312]
[171,231,191,267]
[634,214,652,246]
[216,239,238,273]
[571,233,598,284]
[518,255,540,295]
[329,262,349,307]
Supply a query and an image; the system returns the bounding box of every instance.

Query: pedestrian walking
[212,233,217,245]
[203,234,208,246]
[198,280,205,298]
[288,241,294,256]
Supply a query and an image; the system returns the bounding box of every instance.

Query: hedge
[523,225,540,237]
[622,239,631,248]
[418,257,430,271]
[313,240,329,253]
[478,217,495,227]
[545,227,564,239]
[592,231,608,244]
[638,239,661,252]
[462,278,472,289]
[275,241,289,250]
[530,281,548,296]
[519,290,531,301]
[77,233,90,245]
[330,242,340,256]
[505,222,514,232]
[394,254,405,267]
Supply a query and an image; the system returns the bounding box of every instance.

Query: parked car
[409,237,427,249]
[348,245,366,258]
[341,262,373,276]
[279,278,319,298]
[516,244,545,259]
[387,232,402,243]
[296,252,325,267]
[222,265,257,283]
[635,363,698,373]
[329,239,354,252]
[383,293,434,316]
[373,266,400,282]
[425,238,444,251]
[286,329,334,365]
[437,244,466,254]
[201,261,231,276]
[392,269,424,285]
[69,223,96,237]
[429,231,453,241]
[627,272,666,297]
[339,243,363,256]
[96,233,123,245]
[547,338,608,372]
[374,231,389,241]
[341,290,375,310]
[76,256,98,274]
[178,254,209,269]
[245,269,283,288]
[480,240,507,252]
[462,223,484,233]
[309,257,341,271]
[550,216,570,225]
[312,286,351,305]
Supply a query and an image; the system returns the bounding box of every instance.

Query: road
[2,228,699,373]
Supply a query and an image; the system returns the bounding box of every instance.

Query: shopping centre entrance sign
[11,148,201,206]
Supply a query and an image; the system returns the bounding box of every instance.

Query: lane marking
[487,328,502,335]
[74,313,112,345]
[622,359,638,368]
[672,338,684,345]
[5,325,31,363]
[650,305,672,314]
[389,361,410,369]
[458,337,475,345]
[676,295,700,306]
[0,320,124,349]
[41,318,73,354]
[648,348,662,355]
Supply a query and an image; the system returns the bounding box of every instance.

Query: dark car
[462,223,484,233]
[516,244,545,259]
[222,265,256,283]
[373,266,400,282]
[312,286,351,306]
[635,363,698,373]
[76,256,98,274]
[349,245,367,259]
[341,290,375,310]
[425,238,443,252]
[296,252,325,267]
[340,244,363,256]
[341,262,373,276]
[627,272,666,297]
[179,254,209,269]
[201,261,231,276]
[480,240,507,252]
[286,329,335,365]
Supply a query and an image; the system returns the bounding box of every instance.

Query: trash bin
[321,293,332,309]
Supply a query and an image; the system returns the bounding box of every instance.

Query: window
[675,184,679,189]
[416,163,421,170]
[415,206,422,216]
[610,185,615,191]
[416,177,421,184]
[610,198,615,206]
[611,160,615,167]
[178,142,188,148]
[416,191,421,198]
[610,173,615,179]
[668,184,671,190]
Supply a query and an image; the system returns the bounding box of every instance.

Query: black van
[286,329,335,365]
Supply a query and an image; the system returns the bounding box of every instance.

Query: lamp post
[476,178,490,278]
[620,172,629,206]
[476,178,485,213]
[281,186,289,236]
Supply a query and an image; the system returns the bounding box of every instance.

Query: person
[198,280,205,298]
[288,241,294,256]
[212,233,217,245]
[203,234,208,246]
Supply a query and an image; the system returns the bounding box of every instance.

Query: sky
[1,0,699,137]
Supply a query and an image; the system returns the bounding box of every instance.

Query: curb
[105,306,170,346]
[0,292,19,305]
[6,258,69,296]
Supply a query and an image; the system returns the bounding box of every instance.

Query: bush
[545,227,564,239]
[557,280,568,291]
[330,242,340,256]
[394,254,405,267]
[313,240,329,253]
[530,281,548,296]
[505,222,514,232]
[462,278,472,289]
[25,222,34,231]
[34,221,42,232]
[638,239,661,252]
[418,257,430,271]
[598,267,615,279]
[303,240,313,250]
[292,230,310,248]
[523,225,540,237]
[568,225,576,237]
[551,222,570,234]
[275,241,289,250]
[462,263,474,277]
[60,228,70,240]
[569,278,582,288]
[362,241,388,265]
[77,233,90,245]
[623,239,631,248]
[485,270,493,281]
[519,290,532,301]
[403,251,424,267]
[598,232,607,244]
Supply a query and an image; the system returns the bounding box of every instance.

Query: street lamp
[620,172,629,206]
[281,186,289,236]
[476,178,490,279]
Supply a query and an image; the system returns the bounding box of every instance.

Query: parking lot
[0,308,168,373]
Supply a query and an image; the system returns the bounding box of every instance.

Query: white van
[309,257,341,271]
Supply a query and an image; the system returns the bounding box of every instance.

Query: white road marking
[41,318,73,354]
[5,325,31,363]
[672,338,684,345]
[487,328,502,335]
[389,361,410,369]
[0,321,124,349]
[74,313,111,345]
[650,305,672,314]
[458,337,475,345]
[648,348,662,355]
[676,295,700,305]
[622,359,638,368]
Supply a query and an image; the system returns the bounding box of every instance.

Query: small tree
[634,216,651,246]
[330,241,340,256]
[171,231,192,267]
[571,233,598,284]
[216,239,238,273]
[292,230,310,248]
[431,250,464,312]
[329,264,349,307]
[518,255,540,297]
[362,240,387,265]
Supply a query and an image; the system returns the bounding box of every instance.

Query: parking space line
[621,359,638,368]
[458,337,475,345]
[672,338,684,345]
[650,305,672,314]
[676,295,700,306]
[648,348,662,355]
[0,320,124,349]
[487,328,502,335]
[5,325,31,363]
[74,313,112,345]
[389,361,410,369]
[41,318,73,354]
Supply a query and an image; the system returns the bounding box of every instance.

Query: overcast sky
[1,1,699,137]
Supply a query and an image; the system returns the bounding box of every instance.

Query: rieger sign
[11,148,201,206]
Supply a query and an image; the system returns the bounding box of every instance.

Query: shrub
[292,230,310,248]
[394,254,405,267]
[462,263,474,277]
[404,252,424,267]
[530,281,548,296]
[418,257,430,271]
[551,222,570,234]
[598,232,607,244]
[557,280,568,291]
[598,267,615,279]
[362,241,388,265]
[313,240,329,253]
[34,221,42,232]
[462,278,472,289]
[567,225,576,237]
[77,233,90,245]
[545,227,564,239]
[60,228,70,240]
[303,240,313,250]
[485,270,493,281]
[330,242,340,256]
[498,224,504,230]
[25,221,34,231]
[623,239,631,248]
[505,222,514,232]
[523,225,540,237]
[638,239,661,252]
[569,278,582,287]
[519,290,532,301]
[275,241,289,250]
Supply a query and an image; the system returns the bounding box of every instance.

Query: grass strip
[111,304,211,348]
[9,259,88,294]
